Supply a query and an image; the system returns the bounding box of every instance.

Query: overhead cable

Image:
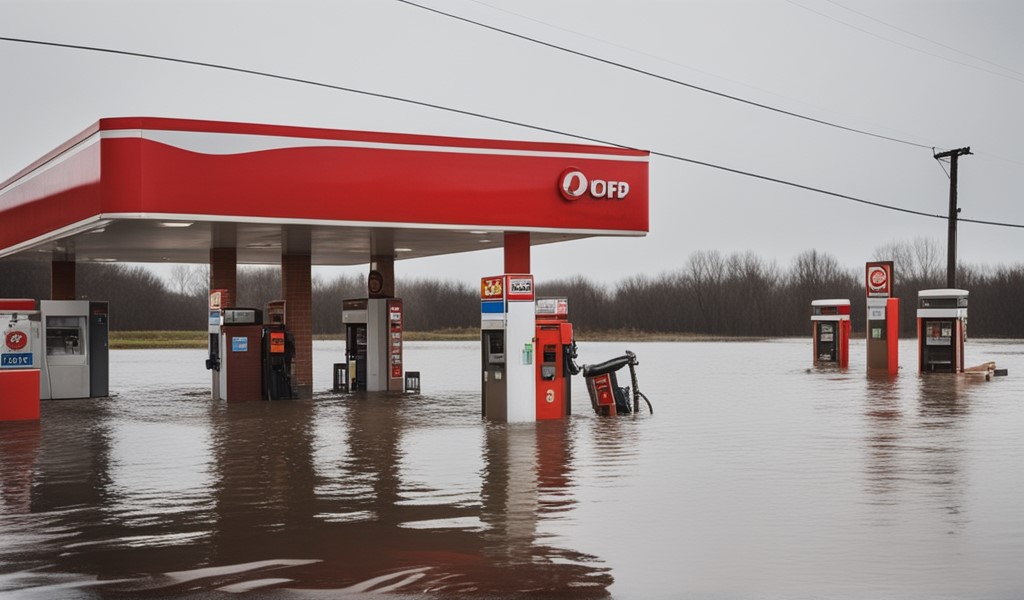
[0,35,1021,230]
[393,0,934,150]
[786,0,1024,85]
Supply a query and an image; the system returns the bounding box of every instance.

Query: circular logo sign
[5,330,28,351]
[869,267,887,288]
[368,270,385,296]
[559,168,588,201]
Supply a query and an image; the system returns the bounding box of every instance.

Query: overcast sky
[1,0,1022,287]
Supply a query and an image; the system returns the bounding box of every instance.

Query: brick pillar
[209,247,237,309]
[504,232,530,273]
[51,260,76,300]
[282,253,313,399]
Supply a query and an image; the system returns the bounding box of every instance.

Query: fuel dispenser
[39,300,109,399]
[811,299,851,368]
[263,301,294,400]
[480,274,536,422]
[582,351,652,416]
[917,289,968,373]
[535,298,574,420]
[341,297,404,392]
[865,261,899,375]
[216,308,264,402]
[206,289,226,398]
[1,299,42,421]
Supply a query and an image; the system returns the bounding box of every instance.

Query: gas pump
[811,299,851,368]
[217,308,263,402]
[206,289,226,400]
[917,289,968,373]
[1,299,42,421]
[865,262,899,375]
[480,274,536,422]
[535,297,573,420]
[341,297,404,392]
[581,351,652,416]
[263,300,294,400]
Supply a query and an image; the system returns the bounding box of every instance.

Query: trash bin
[333,363,348,393]
[404,371,420,393]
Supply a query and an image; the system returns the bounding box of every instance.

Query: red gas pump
[535,298,573,420]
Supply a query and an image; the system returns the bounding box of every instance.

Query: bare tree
[873,237,943,284]
[168,264,209,297]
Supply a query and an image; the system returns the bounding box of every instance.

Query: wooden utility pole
[934,147,971,288]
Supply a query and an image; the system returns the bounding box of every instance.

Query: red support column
[209,248,237,309]
[504,232,530,274]
[282,253,313,398]
[51,260,76,300]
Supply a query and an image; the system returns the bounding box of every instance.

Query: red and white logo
[5,330,28,351]
[866,263,892,297]
[559,168,630,201]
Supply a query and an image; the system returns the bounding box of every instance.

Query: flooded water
[1,338,1023,599]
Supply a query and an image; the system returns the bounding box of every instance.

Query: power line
[392,0,934,150]
[1,35,1022,231]
[786,0,1024,86]
[825,0,1024,79]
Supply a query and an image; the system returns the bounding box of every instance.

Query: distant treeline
[2,238,1022,337]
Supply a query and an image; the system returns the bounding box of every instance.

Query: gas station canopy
[0,117,649,265]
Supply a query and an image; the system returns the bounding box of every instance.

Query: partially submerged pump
[565,343,652,416]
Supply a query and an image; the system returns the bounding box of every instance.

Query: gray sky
[2,0,1022,286]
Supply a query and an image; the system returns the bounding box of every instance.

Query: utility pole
[934,146,971,289]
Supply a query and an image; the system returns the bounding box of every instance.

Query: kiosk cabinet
[811,299,851,368]
[39,300,109,399]
[917,289,968,373]
[217,308,263,402]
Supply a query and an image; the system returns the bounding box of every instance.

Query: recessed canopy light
[469,231,490,235]
[159,221,194,228]
[395,248,413,253]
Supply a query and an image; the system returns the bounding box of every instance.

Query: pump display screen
[926,321,953,345]
[818,323,834,342]
[46,316,86,355]
[487,333,505,364]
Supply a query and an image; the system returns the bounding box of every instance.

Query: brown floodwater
[1,338,1022,599]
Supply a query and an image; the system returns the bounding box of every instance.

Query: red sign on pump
[505,275,535,302]
[481,277,504,300]
[866,261,894,298]
[5,330,28,351]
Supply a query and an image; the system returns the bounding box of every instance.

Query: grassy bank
[110,328,769,349]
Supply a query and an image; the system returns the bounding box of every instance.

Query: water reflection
[0,421,39,514]
[862,372,904,501]
[3,340,1021,598]
[861,372,972,534]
